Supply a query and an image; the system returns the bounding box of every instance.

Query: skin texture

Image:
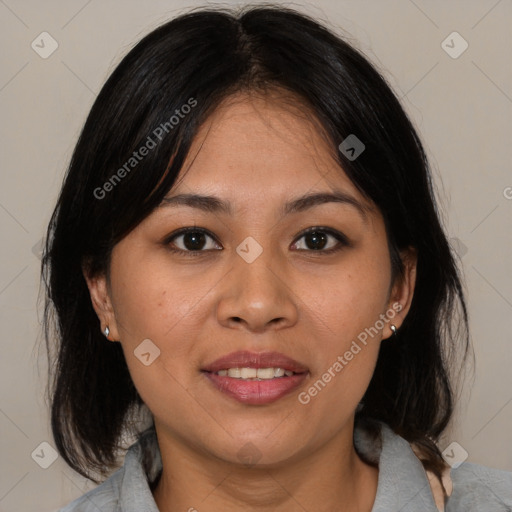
[84,90,417,512]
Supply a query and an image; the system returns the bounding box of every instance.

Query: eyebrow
[159,191,371,222]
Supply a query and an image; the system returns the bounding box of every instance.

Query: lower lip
[202,372,308,405]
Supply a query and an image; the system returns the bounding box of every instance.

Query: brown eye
[166,228,221,254]
[292,227,349,253]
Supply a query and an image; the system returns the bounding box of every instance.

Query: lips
[203,371,308,405]
[201,350,309,374]
[201,350,309,405]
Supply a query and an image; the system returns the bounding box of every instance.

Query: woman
[43,5,512,511]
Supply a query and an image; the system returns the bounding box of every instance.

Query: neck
[152,420,378,512]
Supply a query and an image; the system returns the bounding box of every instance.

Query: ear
[82,263,120,342]
[383,246,417,339]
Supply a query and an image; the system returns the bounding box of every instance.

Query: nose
[216,245,299,334]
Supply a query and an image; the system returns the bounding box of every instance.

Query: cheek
[298,279,385,431]
[310,248,391,339]
[123,354,211,446]
[297,246,390,407]
[112,265,208,421]
[109,245,210,345]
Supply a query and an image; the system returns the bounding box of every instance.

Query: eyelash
[164,226,350,257]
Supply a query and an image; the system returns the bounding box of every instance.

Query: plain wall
[0,1,511,510]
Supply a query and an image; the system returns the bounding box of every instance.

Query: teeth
[240,368,257,379]
[260,367,282,379]
[216,367,294,379]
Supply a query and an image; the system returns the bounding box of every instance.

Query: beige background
[0,0,511,510]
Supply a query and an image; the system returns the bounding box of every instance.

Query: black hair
[42,4,470,492]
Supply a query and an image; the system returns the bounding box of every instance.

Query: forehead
[171,91,367,208]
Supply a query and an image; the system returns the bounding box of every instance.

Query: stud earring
[103,326,110,338]
[390,324,398,337]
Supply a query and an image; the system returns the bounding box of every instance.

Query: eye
[164,226,350,257]
[165,227,221,255]
[291,227,349,254]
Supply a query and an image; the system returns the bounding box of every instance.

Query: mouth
[207,367,298,380]
[201,350,309,405]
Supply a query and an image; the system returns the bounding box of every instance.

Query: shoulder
[56,428,162,512]
[355,417,512,511]
[57,467,124,511]
[446,461,512,511]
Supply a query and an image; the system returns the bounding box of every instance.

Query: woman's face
[87,91,415,466]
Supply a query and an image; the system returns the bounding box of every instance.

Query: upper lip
[201,350,309,373]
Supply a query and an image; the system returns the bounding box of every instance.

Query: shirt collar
[118,429,161,512]
[370,423,439,511]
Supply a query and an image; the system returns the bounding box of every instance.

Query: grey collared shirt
[58,422,512,511]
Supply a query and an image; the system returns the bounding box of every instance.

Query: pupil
[184,232,205,250]
[307,231,327,250]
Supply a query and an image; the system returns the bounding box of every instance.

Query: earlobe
[385,246,417,337]
[82,264,120,341]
